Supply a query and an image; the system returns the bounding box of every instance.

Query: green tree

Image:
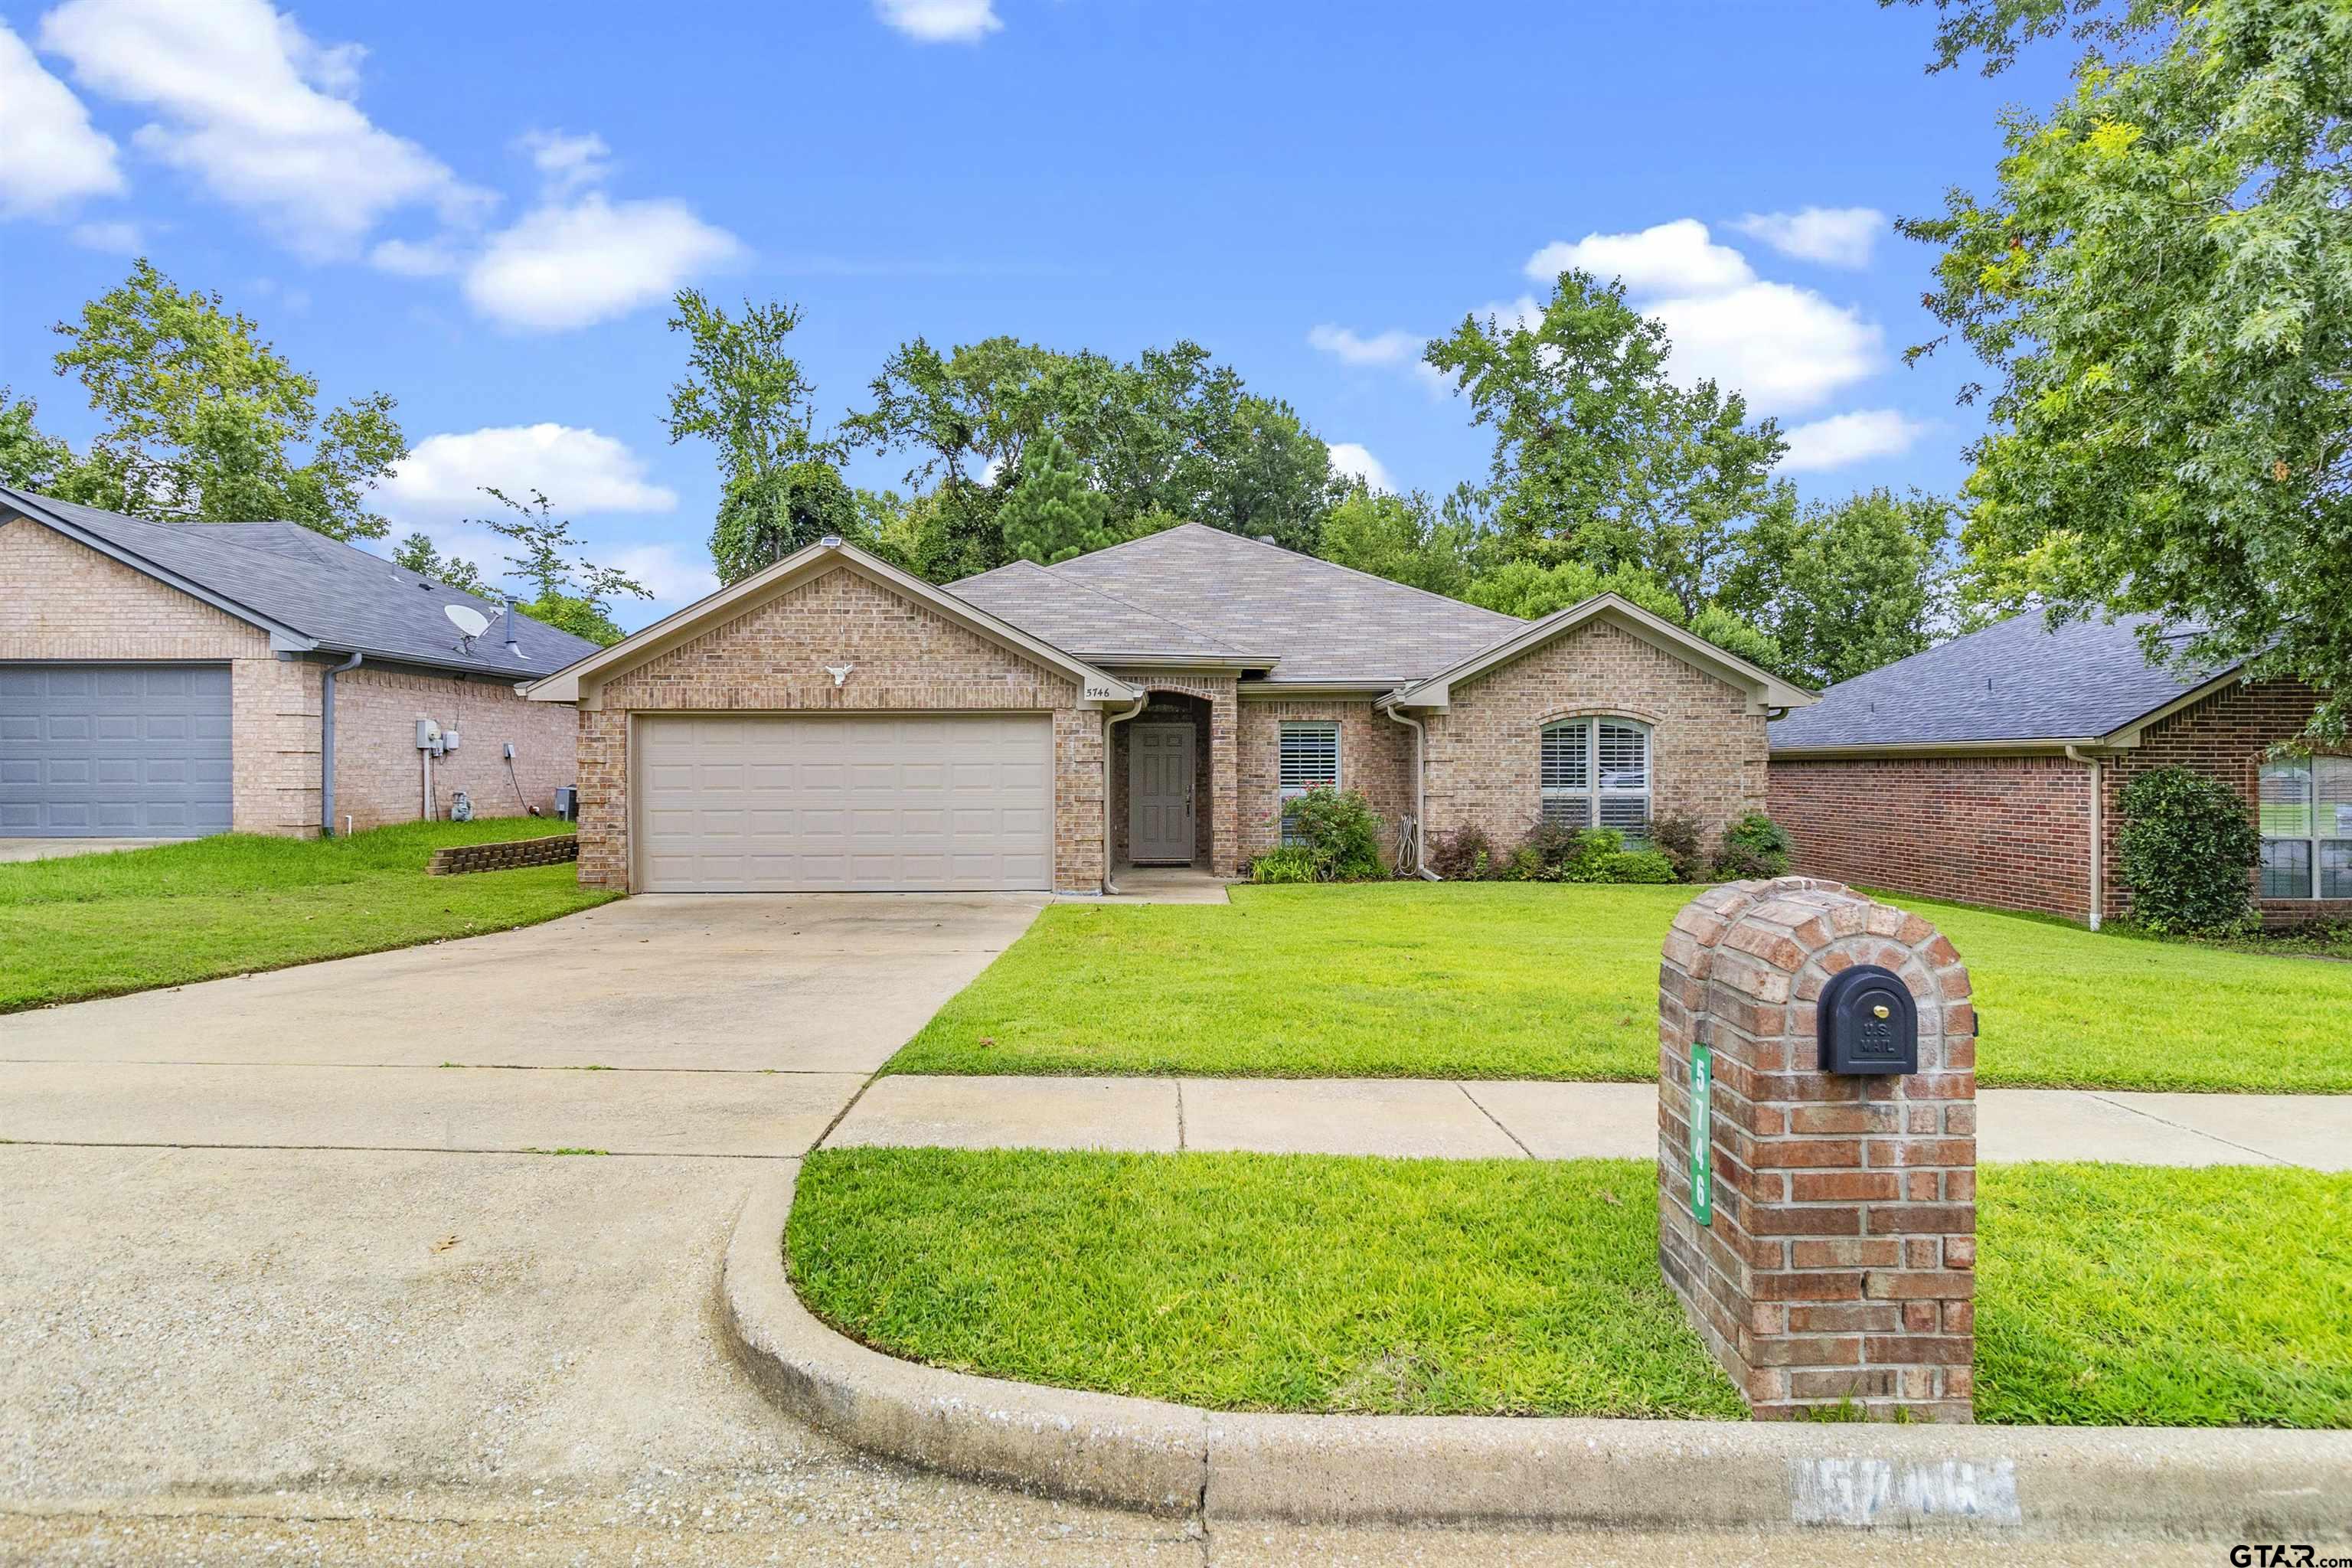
[469,487,652,647]
[665,289,854,585]
[1460,557,1792,679]
[1316,485,1481,596]
[1890,0,2352,734]
[0,389,74,492]
[47,260,406,539]
[1716,488,1954,686]
[391,532,491,596]
[1423,272,1785,615]
[1000,430,1116,565]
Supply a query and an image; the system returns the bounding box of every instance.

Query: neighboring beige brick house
[531,524,1811,895]
[1,488,596,839]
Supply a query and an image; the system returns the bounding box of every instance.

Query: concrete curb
[722,1165,2352,1535]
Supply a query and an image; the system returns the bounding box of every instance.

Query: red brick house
[528,525,1812,894]
[1769,612,2351,928]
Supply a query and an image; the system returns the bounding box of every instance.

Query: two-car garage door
[635,713,1054,893]
[0,663,233,837]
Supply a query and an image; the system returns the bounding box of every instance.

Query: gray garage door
[636,712,1054,892]
[0,663,234,837]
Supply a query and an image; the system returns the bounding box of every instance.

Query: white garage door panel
[636,713,1055,892]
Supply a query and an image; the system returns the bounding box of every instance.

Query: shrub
[1648,814,1708,882]
[1713,812,1792,880]
[1426,824,1498,880]
[2117,766,2261,936]
[1491,824,1675,884]
[1246,847,1319,884]
[1279,785,1388,881]
[1602,848,1678,884]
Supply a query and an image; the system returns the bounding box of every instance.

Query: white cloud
[1524,218,1753,296]
[1307,324,1423,368]
[516,127,610,195]
[1647,282,1880,414]
[70,218,143,253]
[605,543,719,605]
[39,0,486,258]
[1731,206,1885,269]
[1327,442,1393,493]
[462,193,741,331]
[1779,408,1927,472]
[369,236,460,276]
[875,0,1001,42]
[0,20,123,217]
[385,424,678,517]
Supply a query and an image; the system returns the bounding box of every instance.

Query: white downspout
[1101,692,1148,895]
[1383,704,1440,880]
[2066,745,2102,930]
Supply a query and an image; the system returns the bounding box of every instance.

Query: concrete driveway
[0,893,1208,1563]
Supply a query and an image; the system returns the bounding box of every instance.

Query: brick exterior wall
[426,834,580,875]
[3,517,577,840]
[1658,878,1978,1423]
[1105,672,1239,874]
[1769,756,2092,920]
[1236,697,1414,871]
[330,662,578,831]
[1423,619,1767,853]
[1772,678,2352,928]
[573,564,1105,893]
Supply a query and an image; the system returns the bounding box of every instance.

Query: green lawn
[0,818,616,1011]
[886,882,2352,1093]
[789,1148,2352,1428]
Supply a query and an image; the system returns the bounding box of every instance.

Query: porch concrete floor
[1081,865,1235,903]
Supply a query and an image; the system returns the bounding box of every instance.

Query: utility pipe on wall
[2066,744,2103,930]
[1383,704,1441,880]
[319,652,363,838]
[1101,692,1148,895]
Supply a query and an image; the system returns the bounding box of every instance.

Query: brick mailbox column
[1657,876,1978,1423]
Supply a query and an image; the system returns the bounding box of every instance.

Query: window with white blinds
[1540,718,1651,836]
[1278,722,1341,844]
[2260,756,2352,900]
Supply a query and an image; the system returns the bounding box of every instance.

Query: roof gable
[526,537,1138,707]
[1384,593,1817,714]
[1768,612,2234,753]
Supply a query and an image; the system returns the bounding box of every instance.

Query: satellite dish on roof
[445,603,491,639]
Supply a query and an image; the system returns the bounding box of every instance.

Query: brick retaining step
[425,834,580,877]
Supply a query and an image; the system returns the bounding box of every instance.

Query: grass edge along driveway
[789,1148,2352,1429]
[0,817,616,1011]
[885,882,2352,1093]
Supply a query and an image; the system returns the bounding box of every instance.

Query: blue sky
[1,0,2069,630]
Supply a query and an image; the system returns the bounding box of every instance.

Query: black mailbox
[1817,964,1919,1075]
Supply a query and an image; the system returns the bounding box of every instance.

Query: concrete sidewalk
[826,1075,2352,1168]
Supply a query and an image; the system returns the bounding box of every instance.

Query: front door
[1128,723,1195,864]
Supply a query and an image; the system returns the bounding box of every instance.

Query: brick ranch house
[1769,610,2352,928]
[526,524,1813,894]
[1,487,596,838]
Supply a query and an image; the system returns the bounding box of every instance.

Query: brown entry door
[1128,723,1195,864]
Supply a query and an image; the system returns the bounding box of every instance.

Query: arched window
[1540,717,1651,836]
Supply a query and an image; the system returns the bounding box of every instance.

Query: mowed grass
[789,1148,2352,1428]
[887,882,2352,1092]
[789,1146,1746,1419]
[0,817,616,1011]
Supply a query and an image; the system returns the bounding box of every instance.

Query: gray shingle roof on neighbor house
[1,486,604,680]
[1767,610,2237,752]
[959,521,1523,684]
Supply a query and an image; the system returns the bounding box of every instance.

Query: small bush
[1246,847,1319,884]
[2118,766,2261,936]
[1713,812,1792,880]
[1492,824,1674,884]
[1648,815,1708,882]
[1278,785,1388,882]
[1426,824,1498,880]
[1602,848,1678,884]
